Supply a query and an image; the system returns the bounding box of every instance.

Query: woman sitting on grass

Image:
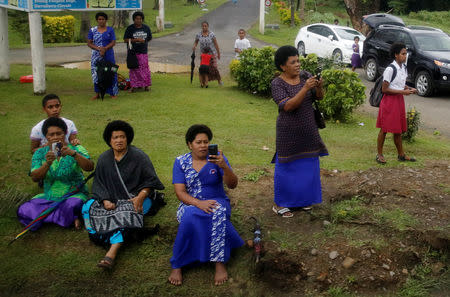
[82,120,164,269]
[168,124,243,286]
[18,117,94,230]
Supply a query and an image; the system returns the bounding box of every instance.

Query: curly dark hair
[132,11,145,21]
[274,45,299,71]
[185,124,213,145]
[390,42,406,59]
[95,12,108,20]
[42,94,60,108]
[42,117,67,136]
[103,120,134,147]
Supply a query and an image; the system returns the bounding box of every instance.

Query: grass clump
[242,169,268,182]
[374,209,418,231]
[330,196,367,223]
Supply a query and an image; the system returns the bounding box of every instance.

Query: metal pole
[159,0,164,31]
[259,0,265,34]
[0,8,9,80]
[28,11,46,94]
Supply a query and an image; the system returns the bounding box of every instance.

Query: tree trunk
[290,0,295,27]
[112,11,129,29]
[299,0,305,20]
[79,11,90,42]
[343,0,381,34]
[154,0,159,10]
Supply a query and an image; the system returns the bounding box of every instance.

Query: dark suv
[362,24,450,96]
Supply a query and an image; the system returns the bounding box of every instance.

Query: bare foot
[74,218,82,230]
[111,95,117,99]
[90,94,99,101]
[168,268,182,286]
[144,86,150,92]
[214,263,228,285]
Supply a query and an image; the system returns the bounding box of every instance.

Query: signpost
[259,0,264,34]
[0,0,142,93]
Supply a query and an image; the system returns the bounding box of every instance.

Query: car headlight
[434,60,450,69]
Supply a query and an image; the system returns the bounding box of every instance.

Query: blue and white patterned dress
[88,26,118,96]
[170,152,244,268]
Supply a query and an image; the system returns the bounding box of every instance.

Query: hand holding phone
[51,142,62,157]
[208,144,218,156]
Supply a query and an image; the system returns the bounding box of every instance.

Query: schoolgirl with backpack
[375,42,418,164]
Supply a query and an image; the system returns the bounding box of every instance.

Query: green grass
[374,209,419,232]
[330,196,367,223]
[0,64,450,296]
[8,0,228,48]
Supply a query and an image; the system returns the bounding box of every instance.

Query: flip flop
[301,206,312,211]
[398,155,416,162]
[376,154,386,164]
[272,206,293,218]
[97,256,114,269]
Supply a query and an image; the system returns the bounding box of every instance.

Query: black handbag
[126,40,139,69]
[313,101,326,129]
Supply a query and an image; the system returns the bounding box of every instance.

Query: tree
[111,11,129,29]
[290,0,295,27]
[343,0,381,34]
[299,0,305,20]
[78,12,90,42]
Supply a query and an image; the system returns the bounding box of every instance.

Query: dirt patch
[231,161,450,296]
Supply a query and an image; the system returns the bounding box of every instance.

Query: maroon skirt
[376,93,407,134]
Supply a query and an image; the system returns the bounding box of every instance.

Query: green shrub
[307,11,336,24]
[8,10,30,43]
[229,59,240,79]
[42,15,75,43]
[300,54,345,75]
[319,68,366,121]
[232,47,277,96]
[274,1,300,26]
[408,10,450,25]
[403,107,420,142]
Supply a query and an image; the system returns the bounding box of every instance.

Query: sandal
[398,155,416,162]
[302,206,312,211]
[97,256,114,269]
[272,206,293,218]
[376,154,386,164]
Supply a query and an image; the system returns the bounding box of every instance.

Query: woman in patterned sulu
[168,124,243,286]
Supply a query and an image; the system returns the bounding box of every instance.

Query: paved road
[7,1,449,136]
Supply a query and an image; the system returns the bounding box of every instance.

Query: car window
[414,33,450,51]
[321,27,337,39]
[307,26,322,35]
[335,28,363,40]
[380,30,397,44]
[398,32,414,48]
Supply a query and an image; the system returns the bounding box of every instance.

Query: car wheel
[365,58,378,82]
[332,49,342,63]
[297,41,305,56]
[415,71,434,97]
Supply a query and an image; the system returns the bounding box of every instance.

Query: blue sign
[32,0,86,10]
[0,0,28,10]
[116,0,139,9]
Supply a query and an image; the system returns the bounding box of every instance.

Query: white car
[294,23,366,63]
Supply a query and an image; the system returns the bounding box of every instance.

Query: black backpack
[369,64,397,107]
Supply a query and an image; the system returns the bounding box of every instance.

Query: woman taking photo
[87,12,118,100]
[192,21,223,86]
[271,46,328,218]
[376,42,417,164]
[124,11,153,93]
[18,117,94,229]
[82,120,164,269]
[168,124,243,286]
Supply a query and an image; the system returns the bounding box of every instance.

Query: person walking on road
[192,21,223,86]
[376,42,417,164]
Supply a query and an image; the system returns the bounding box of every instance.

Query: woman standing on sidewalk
[192,21,223,86]
[124,12,153,93]
[87,12,118,100]
[376,42,417,164]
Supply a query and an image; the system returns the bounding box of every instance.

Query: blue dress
[170,153,244,269]
[88,26,118,96]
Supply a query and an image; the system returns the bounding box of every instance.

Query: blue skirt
[170,198,244,269]
[274,156,322,208]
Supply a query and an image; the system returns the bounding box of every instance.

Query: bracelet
[141,189,149,195]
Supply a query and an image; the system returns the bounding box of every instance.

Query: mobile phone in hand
[316,67,322,80]
[208,144,218,156]
[52,142,62,156]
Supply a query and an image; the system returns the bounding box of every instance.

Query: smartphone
[52,142,62,156]
[208,144,218,156]
[316,67,322,80]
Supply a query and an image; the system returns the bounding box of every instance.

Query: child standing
[30,94,80,154]
[351,36,362,71]
[376,42,417,164]
[234,29,251,59]
[199,47,212,88]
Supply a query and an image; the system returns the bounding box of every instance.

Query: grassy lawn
[0,65,449,296]
[8,0,228,49]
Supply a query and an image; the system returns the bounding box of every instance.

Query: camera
[52,142,62,157]
[208,144,218,156]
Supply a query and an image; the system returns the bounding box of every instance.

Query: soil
[230,161,450,296]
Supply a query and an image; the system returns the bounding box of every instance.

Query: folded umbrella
[95,59,119,99]
[190,51,196,84]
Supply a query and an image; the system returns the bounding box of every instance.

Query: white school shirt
[383,61,408,91]
[234,38,251,58]
[30,117,78,146]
